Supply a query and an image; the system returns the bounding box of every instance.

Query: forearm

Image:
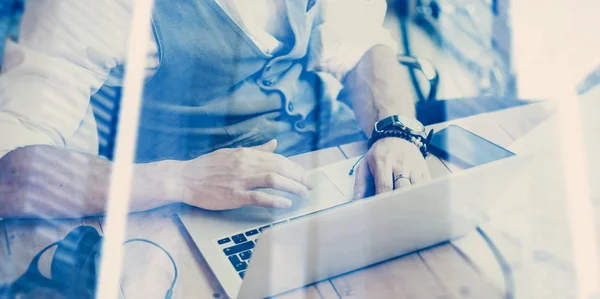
[0,145,175,218]
[344,45,416,137]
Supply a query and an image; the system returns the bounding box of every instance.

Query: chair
[90,85,123,160]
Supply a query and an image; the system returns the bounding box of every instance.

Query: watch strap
[369,128,433,158]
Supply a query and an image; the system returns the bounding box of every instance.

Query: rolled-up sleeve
[307,0,398,81]
[0,0,130,158]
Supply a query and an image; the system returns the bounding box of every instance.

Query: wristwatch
[368,115,433,157]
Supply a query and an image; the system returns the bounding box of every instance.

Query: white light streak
[96,0,154,298]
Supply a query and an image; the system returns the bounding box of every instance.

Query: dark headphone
[0,225,177,299]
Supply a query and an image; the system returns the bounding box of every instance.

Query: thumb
[252,139,278,153]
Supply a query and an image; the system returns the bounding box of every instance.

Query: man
[0,0,430,218]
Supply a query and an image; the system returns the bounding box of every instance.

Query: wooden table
[4,98,595,299]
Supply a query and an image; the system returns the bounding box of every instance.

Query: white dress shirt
[0,0,397,158]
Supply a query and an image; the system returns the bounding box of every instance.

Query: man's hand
[343,46,430,199]
[163,139,312,210]
[353,137,431,199]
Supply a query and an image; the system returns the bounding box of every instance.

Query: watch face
[398,116,424,133]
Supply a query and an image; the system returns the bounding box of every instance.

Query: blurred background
[385,0,600,100]
[0,0,22,60]
[388,0,515,99]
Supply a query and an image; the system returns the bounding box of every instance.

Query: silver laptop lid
[238,155,528,298]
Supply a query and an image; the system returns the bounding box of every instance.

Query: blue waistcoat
[135,0,364,162]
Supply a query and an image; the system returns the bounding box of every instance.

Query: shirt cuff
[308,24,399,82]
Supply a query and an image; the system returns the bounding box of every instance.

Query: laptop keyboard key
[217,237,231,245]
[228,254,241,266]
[259,225,270,232]
[239,271,245,279]
[245,229,259,237]
[240,250,252,260]
[233,261,248,272]
[223,241,255,256]
[232,234,247,244]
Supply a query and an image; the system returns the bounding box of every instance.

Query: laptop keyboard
[215,220,288,279]
[214,168,349,279]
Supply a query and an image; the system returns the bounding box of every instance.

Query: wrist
[369,115,432,158]
[132,160,183,208]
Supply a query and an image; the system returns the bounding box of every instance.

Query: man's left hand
[353,137,431,199]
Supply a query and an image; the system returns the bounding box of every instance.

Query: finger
[369,159,393,194]
[251,139,278,153]
[409,170,425,185]
[258,156,312,189]
[242,145,312,189]
[410,164,431,185]
[392,166,412,189]
[422,165,432,182]
[247,173,309,197]
[353,160,370,200]
[244,191,292,209]
[394,176,412,189]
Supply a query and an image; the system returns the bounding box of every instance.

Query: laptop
[176,154,526,298]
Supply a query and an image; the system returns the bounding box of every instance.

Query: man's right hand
[158,139,312,210]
